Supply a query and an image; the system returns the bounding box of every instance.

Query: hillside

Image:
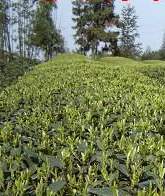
[0,54,165,195]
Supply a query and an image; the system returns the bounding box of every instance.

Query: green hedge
[0,54,165,195]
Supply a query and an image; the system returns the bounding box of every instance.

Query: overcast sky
[56,0,165,51]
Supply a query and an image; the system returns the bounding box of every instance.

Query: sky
[56,0,165,51]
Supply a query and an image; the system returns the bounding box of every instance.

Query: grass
[0,54,165,195]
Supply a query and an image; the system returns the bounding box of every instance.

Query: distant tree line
[142,35,165,60]
[72,0,142,58]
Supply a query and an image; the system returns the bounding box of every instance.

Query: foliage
[142,32,165,61]
[120,6,142,58]
[159,32,165,60]
[0,53,39,92]
[0,54,165,194]
[72,0,120,56]
[0,0,5,51]
[30,1,64,60]
[0,0,11,54]
[72,0,89,55]
[141,46,165,61]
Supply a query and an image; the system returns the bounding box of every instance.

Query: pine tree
[120,5,142,58]
[30,1,64,60]
[72,0,90,55]
[72,0,120,56]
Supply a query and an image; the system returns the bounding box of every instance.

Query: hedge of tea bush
[0,54,165,195]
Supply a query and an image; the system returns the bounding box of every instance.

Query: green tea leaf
[47,156,64,169]
[48,180,66,193]
[88,187,113,196]
[118,164,130,178]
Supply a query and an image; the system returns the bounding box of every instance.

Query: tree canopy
[73,0,120,56]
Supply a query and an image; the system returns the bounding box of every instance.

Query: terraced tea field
[0,54,165,195]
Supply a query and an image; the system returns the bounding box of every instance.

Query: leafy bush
[0,54,165,195]
[0,57,39,92]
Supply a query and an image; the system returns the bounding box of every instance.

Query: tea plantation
[0,54,165,195]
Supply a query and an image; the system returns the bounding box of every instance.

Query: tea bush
[0,54,165,195]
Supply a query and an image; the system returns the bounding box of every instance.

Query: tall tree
[30,1,64,60]
[0,0,12,65]
[120,5,142,58]
[72,0,120,56]
[12,0,33,58]
[0,0,5,53]
[72,0,89,55]
[0,0,5,68]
